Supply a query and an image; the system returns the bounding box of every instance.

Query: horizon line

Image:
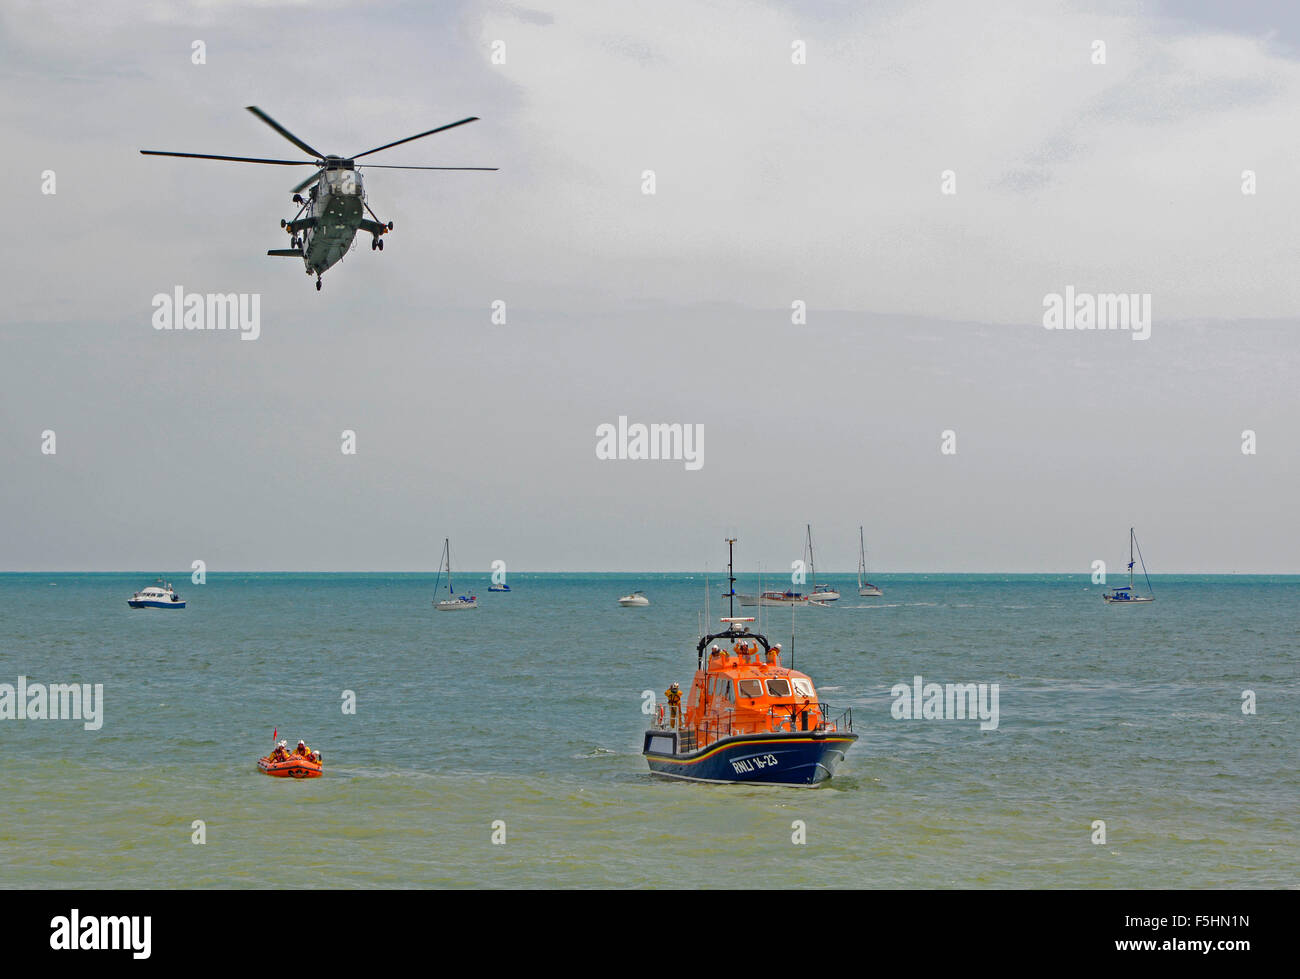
[3,569,1298,577]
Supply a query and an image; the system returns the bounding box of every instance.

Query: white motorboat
[127,578,185,609]
[736,590,809,607]
[618,591,650,607]
[433,538,478,611]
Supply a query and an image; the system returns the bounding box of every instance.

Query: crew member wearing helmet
[295,739,312,758]
[664,682,683,728]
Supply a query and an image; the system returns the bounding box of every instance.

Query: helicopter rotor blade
[246,106,326,160]
[358,165,499,170]
[291,168,325,194]
[350,117,480,160]
[140,151,318,166]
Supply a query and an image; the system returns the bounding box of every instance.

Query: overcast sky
[1,0,1297,573]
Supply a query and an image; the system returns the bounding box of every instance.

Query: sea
[0,572,1295,889]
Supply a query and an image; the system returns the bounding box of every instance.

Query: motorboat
[736,590,809,607]
[127,579,185,609]
[619,590,650,607]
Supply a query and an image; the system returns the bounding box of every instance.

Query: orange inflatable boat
[258,740,323,778]
[258,755,321,778]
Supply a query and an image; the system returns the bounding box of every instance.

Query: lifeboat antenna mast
[725,537,737,619]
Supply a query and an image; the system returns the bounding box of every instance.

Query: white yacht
[433,538,478,611]
[1103,528,1155,605]
[736,590,809,607]
[805,525,839,602]
[127,579,186,609]
[857,526,883,597]
[618,591,650,607]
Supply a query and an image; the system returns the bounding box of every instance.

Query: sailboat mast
[446,538,453,594]
[1128,527,1135,590]
[806,524,816,590]
[858,526,866,588]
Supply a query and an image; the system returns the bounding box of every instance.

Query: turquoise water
[0,572,1294,888]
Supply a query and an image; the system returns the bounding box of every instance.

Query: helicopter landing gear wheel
[387,221,394,231]
[377,238,383,251]
[315,277,322,291]
[371,239,377,251]
[280,219,287,228]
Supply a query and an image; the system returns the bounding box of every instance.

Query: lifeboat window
[737,678,763,699]
[765,678,792,697]
[722,680,733,702]
[791,677,815,698]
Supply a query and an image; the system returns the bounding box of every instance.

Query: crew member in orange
[665,682,682,728]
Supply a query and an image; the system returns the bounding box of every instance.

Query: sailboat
[432,538,478,611]
[1103,528,1154,605]
[857,526,882,597]
[805,524,839,603]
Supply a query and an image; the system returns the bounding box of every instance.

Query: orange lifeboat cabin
[644,615,857,785]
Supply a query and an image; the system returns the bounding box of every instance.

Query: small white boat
[487,583,511,593]
[805,525,839,602]
[1103,527,1155,605]
[737,590,809,607]
[618,591,650,607]
[433,538,478,611]
[857,526,882,597]
[128,578,185,609]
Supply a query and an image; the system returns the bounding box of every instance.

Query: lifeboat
[643,539,857,786]
[258,741,323,778]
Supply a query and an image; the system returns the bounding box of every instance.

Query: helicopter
[141,106,496,290]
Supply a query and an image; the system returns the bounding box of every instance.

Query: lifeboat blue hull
[642,730,857,786]
[127,600,185,609]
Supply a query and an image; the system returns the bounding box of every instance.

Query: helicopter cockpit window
[326,170,358,196]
